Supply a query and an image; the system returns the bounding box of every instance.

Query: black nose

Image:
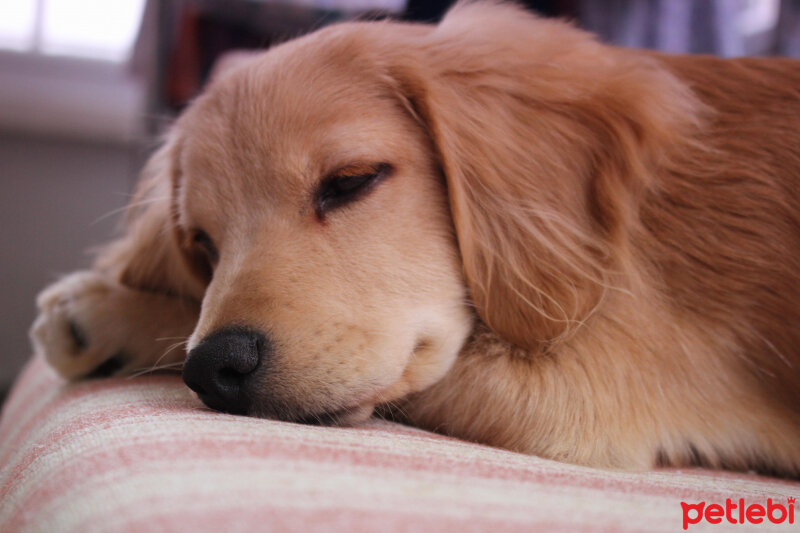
[182,327,267,414]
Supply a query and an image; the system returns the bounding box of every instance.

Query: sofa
[1,355,797,532]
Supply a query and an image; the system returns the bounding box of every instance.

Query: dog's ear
[95,134,206,300]
[386,2,701,352]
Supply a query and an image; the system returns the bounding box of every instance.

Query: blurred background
[1,0,798,396]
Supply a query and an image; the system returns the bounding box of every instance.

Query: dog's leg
[31,271,199,379]
[30,271,199,379]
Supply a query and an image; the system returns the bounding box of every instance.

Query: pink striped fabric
[1,355,797,532]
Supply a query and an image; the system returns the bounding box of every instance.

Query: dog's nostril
[218,366,247,386]
[181,327,268,414]
[186,380,207,396]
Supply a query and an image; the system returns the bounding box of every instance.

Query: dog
[31,1,800,475]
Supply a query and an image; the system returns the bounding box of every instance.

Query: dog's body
[31,2,800,475]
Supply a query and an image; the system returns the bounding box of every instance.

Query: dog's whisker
[378,396,411,422]
[126,361,185,379]
[124,338,191,380]
[91,196,171,225]
[158,340,190,363]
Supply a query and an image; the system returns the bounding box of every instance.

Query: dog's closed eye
[191,229,219,270]
[175,228,218,285]
[314,163,392,219]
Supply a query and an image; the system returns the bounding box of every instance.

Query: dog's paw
[31,271,134,380]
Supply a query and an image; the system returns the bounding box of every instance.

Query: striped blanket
[1,355,797,532]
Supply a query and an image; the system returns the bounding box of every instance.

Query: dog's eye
[192,229,219,265]
[315,163,392,218]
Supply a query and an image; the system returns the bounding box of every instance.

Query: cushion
[1,355,797,532]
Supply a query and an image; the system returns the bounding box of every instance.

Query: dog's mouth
[294,402,375,426]
[283,346,425,427]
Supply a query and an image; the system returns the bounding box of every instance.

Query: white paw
[30,271,132,380]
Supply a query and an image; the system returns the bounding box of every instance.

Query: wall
[0,133,145,389]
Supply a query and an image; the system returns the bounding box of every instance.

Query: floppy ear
[387,2,701,352]
[95,134,207,300]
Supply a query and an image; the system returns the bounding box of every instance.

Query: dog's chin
[295,402,376,427]
[233,392,379,426]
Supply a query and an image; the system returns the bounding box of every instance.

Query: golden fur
[31,1,800,475]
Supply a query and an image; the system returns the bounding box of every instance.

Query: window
[0,0,149,142]
[0,0,146,62]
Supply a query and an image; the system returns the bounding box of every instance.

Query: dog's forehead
[178,32,404,205]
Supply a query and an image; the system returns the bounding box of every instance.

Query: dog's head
[172,23,473,422]
[119,2,698,422]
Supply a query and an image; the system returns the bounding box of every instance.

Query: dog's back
[646,54,800,415]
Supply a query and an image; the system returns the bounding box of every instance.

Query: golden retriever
[31,1,800,475]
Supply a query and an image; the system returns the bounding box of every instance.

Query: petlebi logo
[681,497,796,529]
